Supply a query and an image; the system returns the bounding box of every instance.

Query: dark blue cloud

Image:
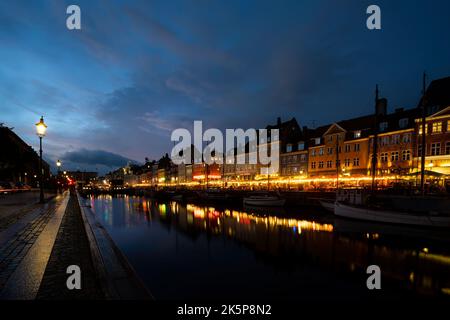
[1,0,450,171]
[61,149,138,174]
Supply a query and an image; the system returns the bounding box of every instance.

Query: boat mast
[420,72,427,196]
[371,85,379,193]
[205,163,209,190]
[335,132,339,190]
[222,152,225,188]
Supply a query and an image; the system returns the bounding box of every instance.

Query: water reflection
[88,194,450,300]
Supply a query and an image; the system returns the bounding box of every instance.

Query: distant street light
[35,116,47,203]
[56,159,62,175]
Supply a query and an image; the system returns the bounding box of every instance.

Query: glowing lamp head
[56,160,62,167]
[35,116,47,137]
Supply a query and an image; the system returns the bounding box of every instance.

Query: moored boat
[334,201,450,228]
[319,199,335,213]
[243,193,286,207]
[198,189,229,201]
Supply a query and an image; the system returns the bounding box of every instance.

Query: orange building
[369,107,419,176]
[415,106,450,175]
[307,115,373,178]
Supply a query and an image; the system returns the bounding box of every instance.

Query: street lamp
[35,116,47,203]
[56,159,62,175]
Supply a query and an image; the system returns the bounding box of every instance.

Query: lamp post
[56,159,62,173]
[35,116,47,203]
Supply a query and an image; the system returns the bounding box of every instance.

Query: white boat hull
[335,202,450,228]
[319,200,335,213]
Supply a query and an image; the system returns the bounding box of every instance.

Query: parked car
[0,181,15,194]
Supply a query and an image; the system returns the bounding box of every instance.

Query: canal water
[85,194,450,301]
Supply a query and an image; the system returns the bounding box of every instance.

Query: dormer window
[314,137,321,145]
[399,118,408,128]
[354,130,361,138]
[379,122,388,132]
[298,142,305,150]
[286,144,292,152]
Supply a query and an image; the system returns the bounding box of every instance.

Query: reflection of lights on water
[194,209,205,219]
[158,204,167,216]
[183,204,333,232]
[419,252,450,265]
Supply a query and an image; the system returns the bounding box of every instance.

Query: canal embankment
[76,191,153,300]
[0,189,151,300]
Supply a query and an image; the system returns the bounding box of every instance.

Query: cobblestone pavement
[36,193,104,299]
[0,199,60,291]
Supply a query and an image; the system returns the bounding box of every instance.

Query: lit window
[418,124,428,135]
[311,162,316,169]
[318,161,324,168]
[432,122,442,133]
[354,130,361,138]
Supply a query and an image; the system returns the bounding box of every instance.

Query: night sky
[1,0,450,174]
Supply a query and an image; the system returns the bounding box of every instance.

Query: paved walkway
[0,190,150,300]
[36,193,104,299]
[0,191,105,300]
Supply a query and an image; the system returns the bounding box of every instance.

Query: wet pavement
[0,191,105,300]
[36,193,104,300]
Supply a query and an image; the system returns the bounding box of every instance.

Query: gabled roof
[322,123,346,136]
[418,76,450,108]
[428,105,450,119]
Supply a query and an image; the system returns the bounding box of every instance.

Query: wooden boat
[319,199,335,213]
[335,201,450,228]
[243,193,286,207]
